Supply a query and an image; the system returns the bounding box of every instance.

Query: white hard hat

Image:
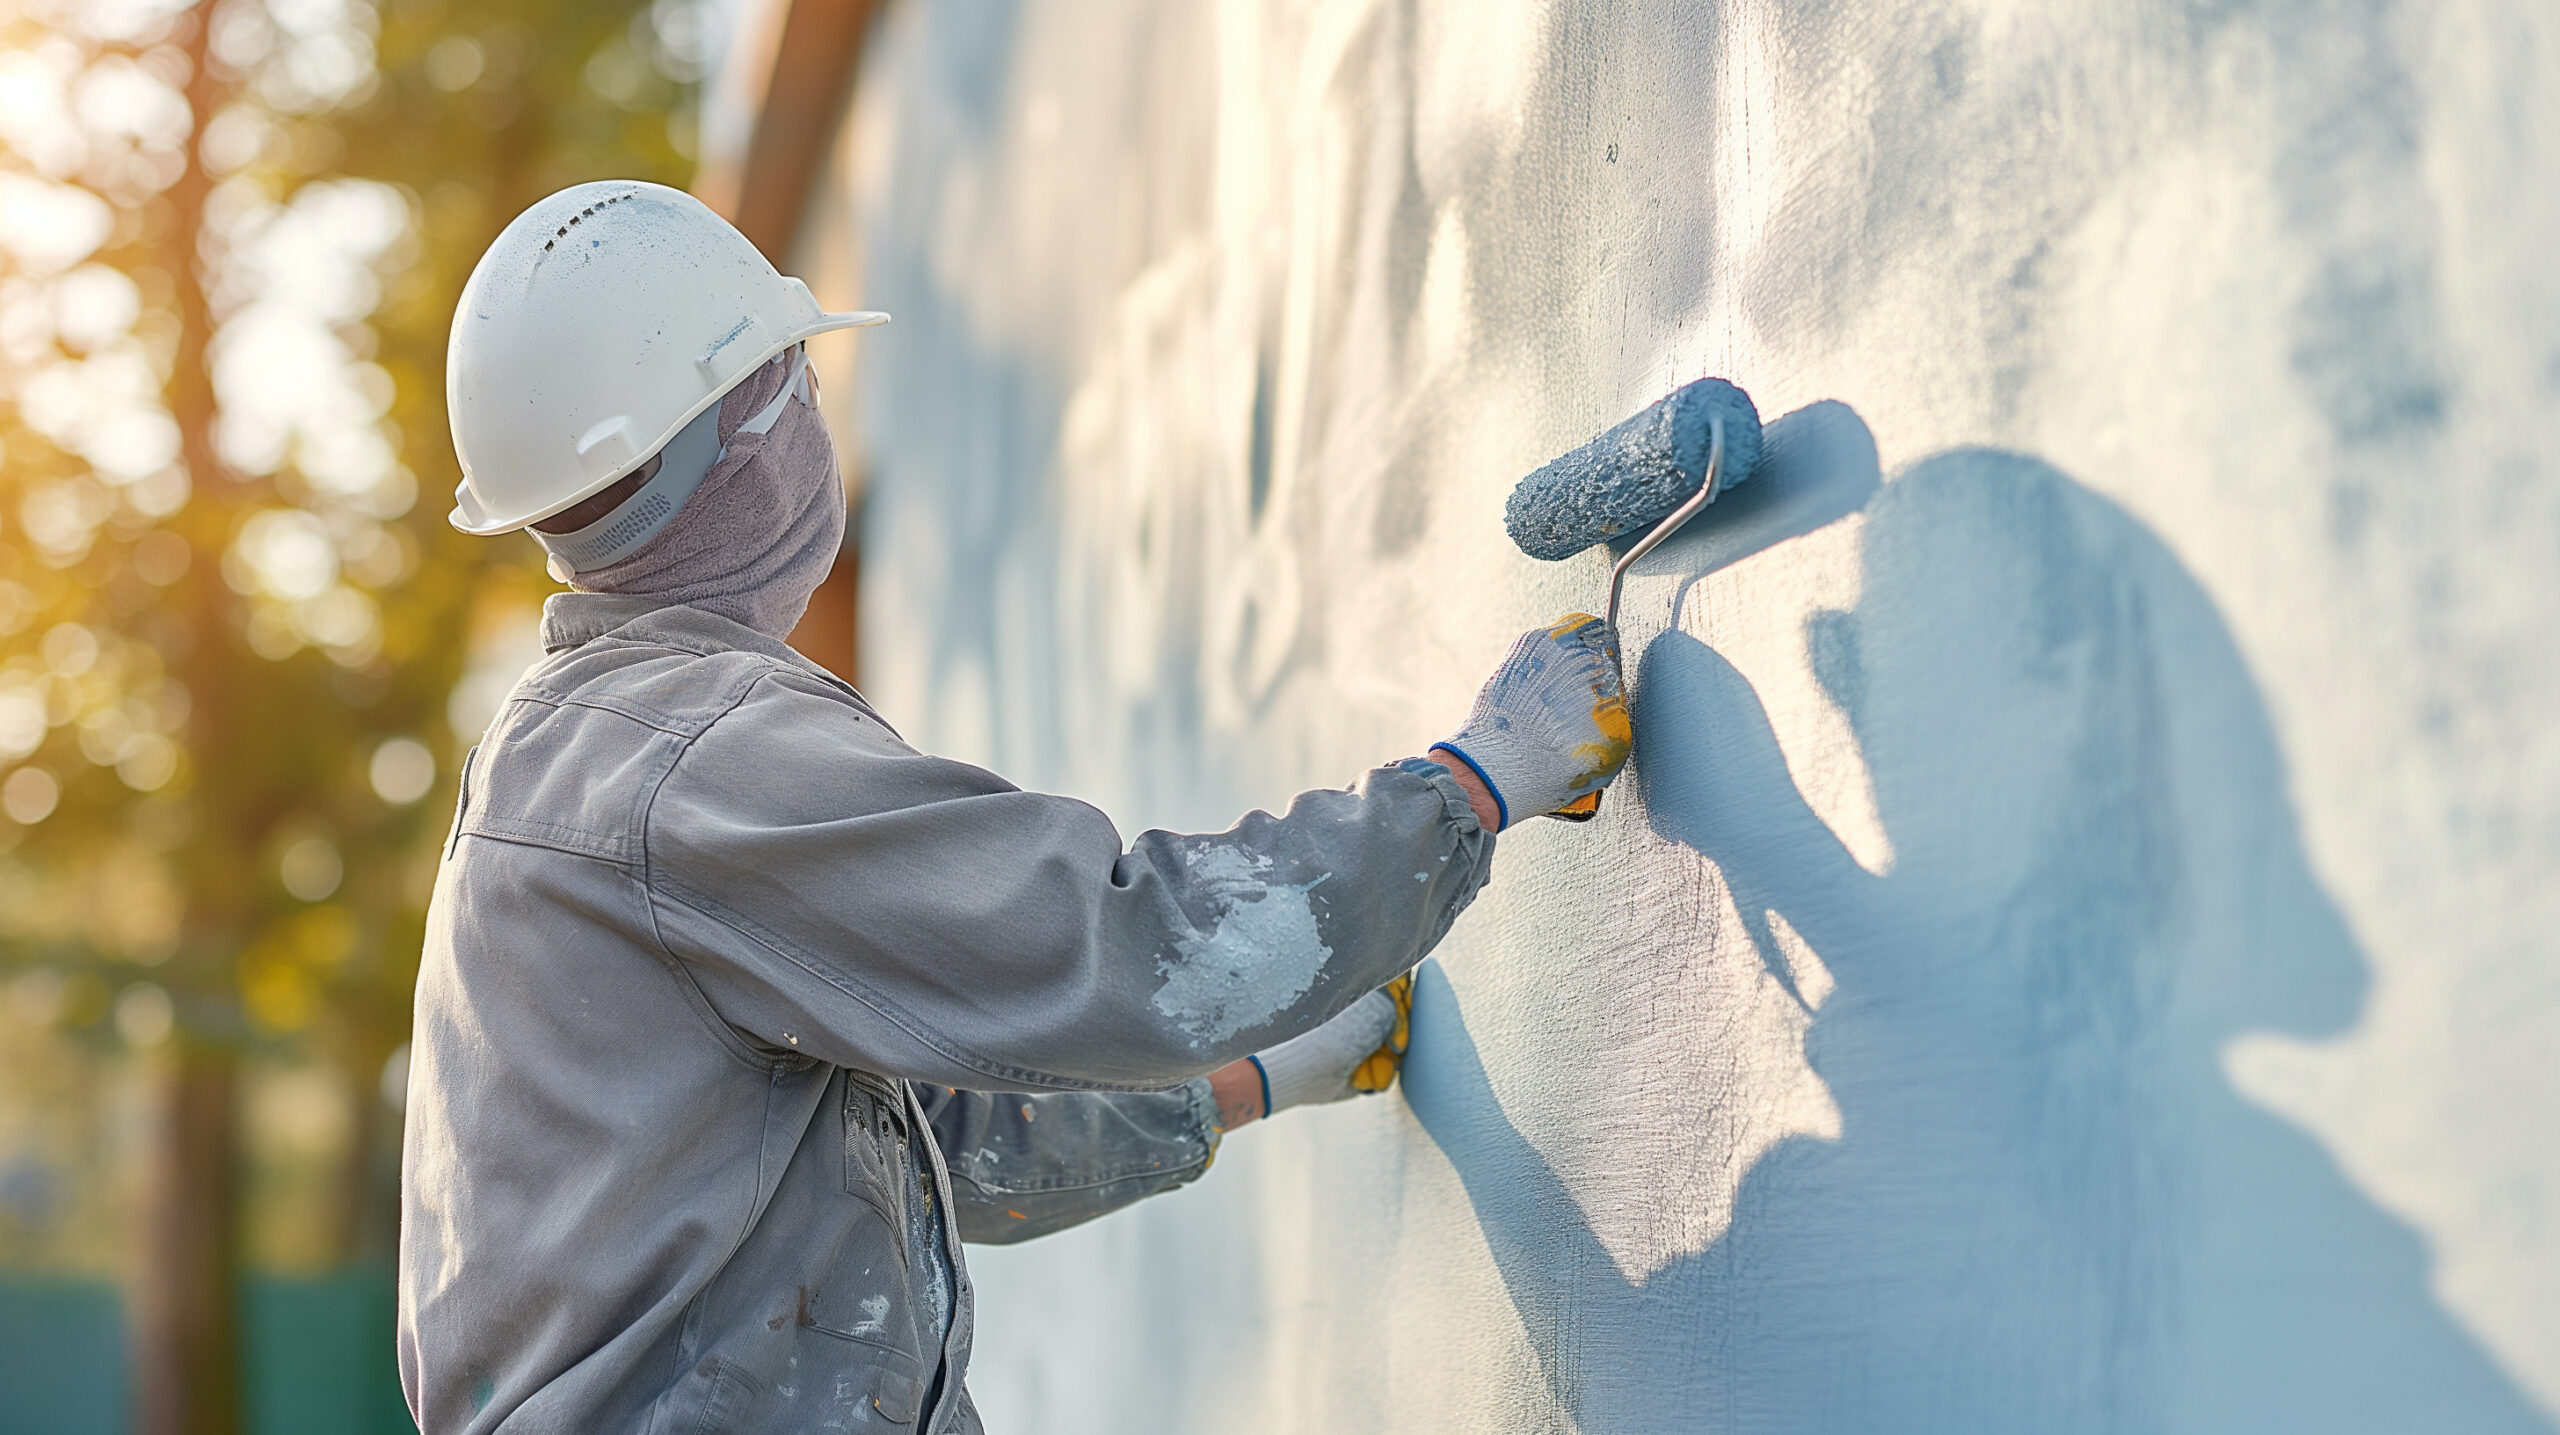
[445,179,886,537]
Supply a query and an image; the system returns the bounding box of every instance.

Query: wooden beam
[693,0,885,260]
[694,0,882,684]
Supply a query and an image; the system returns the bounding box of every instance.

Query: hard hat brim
[447,309,889,537]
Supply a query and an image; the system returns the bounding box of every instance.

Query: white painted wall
[839,1,2560,1429]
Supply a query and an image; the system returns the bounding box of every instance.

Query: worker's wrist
[1428,746,1504,832]
[1207,1057,1265,1131]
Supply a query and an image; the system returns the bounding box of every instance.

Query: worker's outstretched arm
[924,983,1410,1243]
[919,1083,1219,1243]
[642,672,1481,1090]
[644,616,1617,1092]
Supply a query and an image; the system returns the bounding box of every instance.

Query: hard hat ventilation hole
[541,194,640,252]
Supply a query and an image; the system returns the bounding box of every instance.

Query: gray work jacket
[397,595,1494,1434]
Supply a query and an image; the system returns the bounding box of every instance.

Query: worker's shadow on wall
[1405,420,2554,1432]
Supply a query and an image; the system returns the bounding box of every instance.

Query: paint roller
[1504,377,1764,819]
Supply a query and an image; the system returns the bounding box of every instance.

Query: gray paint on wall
[1411,446,2537,1431]
[845,0,2560,1428]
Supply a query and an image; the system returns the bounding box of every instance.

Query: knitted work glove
[1348,971,1414,1094]
[1250,988,1399,1117]
[1435,613,1631,828]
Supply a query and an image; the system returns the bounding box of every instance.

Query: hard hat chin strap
[536,347,815,581]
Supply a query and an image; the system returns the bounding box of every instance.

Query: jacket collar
[539,592,858,696]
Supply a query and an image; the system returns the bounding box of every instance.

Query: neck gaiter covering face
[572,349,847,638]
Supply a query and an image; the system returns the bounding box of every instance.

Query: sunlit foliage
[0,0,697,1278]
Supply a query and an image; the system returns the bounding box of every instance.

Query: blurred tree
[0,0,698,1428]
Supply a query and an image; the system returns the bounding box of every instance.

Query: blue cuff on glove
[1428,741,1509,831]
[1247,1054,1274,1121]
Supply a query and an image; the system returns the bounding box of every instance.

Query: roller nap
[1504,378,1764,561]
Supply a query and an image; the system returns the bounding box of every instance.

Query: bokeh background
[0,0,708,1428]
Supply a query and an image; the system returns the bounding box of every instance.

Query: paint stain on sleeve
[1150,845,1332,1047]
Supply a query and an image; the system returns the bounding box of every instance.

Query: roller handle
[1551,415,1729,825]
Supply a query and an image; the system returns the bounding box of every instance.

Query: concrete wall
[838,1,2560,1429]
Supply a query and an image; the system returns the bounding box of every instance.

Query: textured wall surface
[840,1,2560,1429]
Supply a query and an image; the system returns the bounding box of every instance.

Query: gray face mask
[539,348,848,639]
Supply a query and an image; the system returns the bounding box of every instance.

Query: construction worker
[399,181,1629,1434]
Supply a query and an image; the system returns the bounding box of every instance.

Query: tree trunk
[130,4,246,1430]
[130,1040,243,1435]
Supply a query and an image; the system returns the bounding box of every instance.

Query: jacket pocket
[674,1342,923,1432]
[682,1355,747,1435]
[868,1368,924,1425]
[803,1170,925,1351]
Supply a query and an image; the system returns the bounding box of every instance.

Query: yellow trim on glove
[1349,971,1416,1094]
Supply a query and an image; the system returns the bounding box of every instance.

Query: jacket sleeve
[916,1083,1222,1244]
[644,666,1495,1090]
